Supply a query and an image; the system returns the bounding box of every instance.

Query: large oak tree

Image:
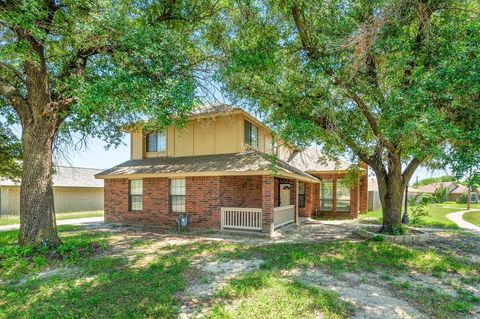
[0,0,220,246]
[209,0,480,232]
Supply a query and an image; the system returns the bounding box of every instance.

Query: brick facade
[104,168,368,233]
[105,175,266,231]
[297,167,368,219]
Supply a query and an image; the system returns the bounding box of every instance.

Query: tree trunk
[377,175,404,233]
[18,120,60,247]
[372,153,405,233]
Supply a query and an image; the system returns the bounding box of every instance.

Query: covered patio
[220,175,316,236]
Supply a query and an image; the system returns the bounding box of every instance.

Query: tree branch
[402,157,424,186]
[0,82,30,120]
[60,45,113,79]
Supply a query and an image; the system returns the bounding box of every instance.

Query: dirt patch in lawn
[290,269,427,319]
[412,230,480,263]
[179,258,263,318]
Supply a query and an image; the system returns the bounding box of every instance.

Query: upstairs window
[146,131,166,152]
[170,178,186,213]
[129,180,143,211]
[244,120,258,148]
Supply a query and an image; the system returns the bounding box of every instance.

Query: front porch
[220,176,299,236]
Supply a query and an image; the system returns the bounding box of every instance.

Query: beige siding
[130,113,278,159]
[174,122,195,156]
[214,114,241,154]
[0,186,103,215]
[54,187,104,213]
[193,120,215,155]
[131,131,143,160]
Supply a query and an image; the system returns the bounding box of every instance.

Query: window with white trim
[170,178,186,213]
[298,183,305,208]
[129,180,143,211]
[244,120,258,148]
[336,179,351,212]
[319,180,333,211]
[146,131,166,152]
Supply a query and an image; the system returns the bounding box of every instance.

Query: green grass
[430,203,480,210]
[463,210,480,227]
[387,278,480,318]
[0,211,104,226]
[207,272,352,319]
[360,205,460,228]
[1,227,479,318]
[219,241,479,277]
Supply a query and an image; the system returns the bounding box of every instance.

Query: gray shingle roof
[0,166,104,188]
[96,149,319,182]
[288,147,352,172]
[191,103,240,116]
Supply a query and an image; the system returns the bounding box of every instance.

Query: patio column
[294,179,299,224]
[261,175,275,236]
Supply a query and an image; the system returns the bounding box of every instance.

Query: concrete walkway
[0,217,104,232]
[446,209,480,236]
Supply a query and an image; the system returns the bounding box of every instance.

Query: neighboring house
[0,166,104,215]
[96,104,368,236]
[415,182,480,203]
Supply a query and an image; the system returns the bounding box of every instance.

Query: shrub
[457,193,468,204]
[420,194,435,205]
[433,187,448,203]
[410,204,430,224]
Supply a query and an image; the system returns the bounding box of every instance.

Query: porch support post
[262,175,275,236]
[294,179,299,224]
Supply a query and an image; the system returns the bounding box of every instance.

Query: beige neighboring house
[415,182,479,203]
[0,166,104,216]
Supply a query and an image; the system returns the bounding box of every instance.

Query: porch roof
[96,149,320,183]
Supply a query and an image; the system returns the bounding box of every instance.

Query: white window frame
[170,178,186,213]
[129,179,143,211]
[146,131,166,152]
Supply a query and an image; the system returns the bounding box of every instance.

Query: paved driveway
[446,209,480,236]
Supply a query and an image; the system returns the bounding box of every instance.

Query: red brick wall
[359,165,369,213]
[104,175,263,230]
[262,175,275,234]
[219,176,262,207]
[300,172,364,219]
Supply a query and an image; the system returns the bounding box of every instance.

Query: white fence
[221,207,263,231]
[274,205,295,229]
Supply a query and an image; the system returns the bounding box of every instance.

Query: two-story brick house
[96,104,368,236]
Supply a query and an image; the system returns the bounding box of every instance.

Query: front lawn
[463,211,480,227]
[360,205,460,229]
[0,211,104,226]
[1,225,479,318]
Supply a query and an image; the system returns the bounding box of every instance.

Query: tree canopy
[0,0,221,246]
[208,0,480,231]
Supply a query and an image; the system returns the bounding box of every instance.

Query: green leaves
[0,123,22,180]
[1,0,221,146]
